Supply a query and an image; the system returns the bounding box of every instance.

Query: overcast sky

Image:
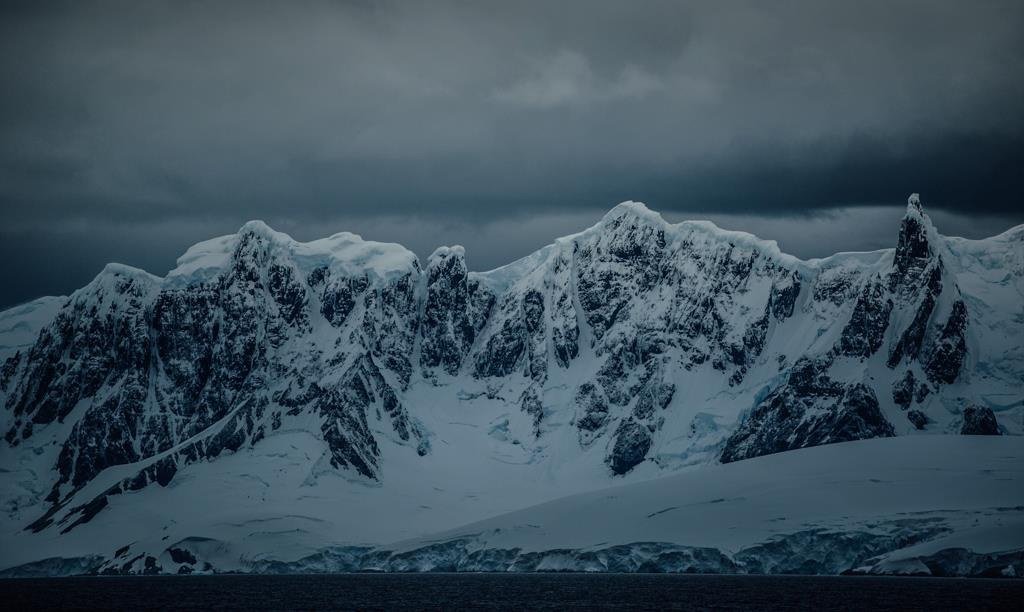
[2,1,1022,308]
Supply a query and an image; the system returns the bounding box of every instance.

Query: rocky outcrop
[420,247,492,376]
[925,300,968,385]
[837,280,892,358]
[887,264,942,368]
[892,371,917,409]
[574,382,610,445]
[907,409,929,430]
[891,193,933,285]
[884,195,970,387]
[606,418,653,475]
[720,359,894,463]
[961,406,1000,435]
[519,386,544,437]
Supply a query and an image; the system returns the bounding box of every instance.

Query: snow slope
[367,436,1023,575]
[0,296,65,362]
[376,438,1024,564]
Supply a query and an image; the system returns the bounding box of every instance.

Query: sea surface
[1,573,1021,610]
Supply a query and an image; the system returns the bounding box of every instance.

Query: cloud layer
[1,1,1022,306]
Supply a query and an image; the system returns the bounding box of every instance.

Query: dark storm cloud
[1,0,1023,307]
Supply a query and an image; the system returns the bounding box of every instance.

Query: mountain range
[1,194,1021,577]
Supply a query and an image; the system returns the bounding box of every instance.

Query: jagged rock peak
[901,192,933,227]
[893,192,937,277]
[899,193,937,241]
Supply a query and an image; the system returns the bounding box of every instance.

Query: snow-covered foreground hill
[3,436,1020,577]
[0,195,1021,576]
[369,436,1024,576]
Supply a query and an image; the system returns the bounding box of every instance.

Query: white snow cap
[428,245,466,264]
[602,200,663,225]
[165,220,419,286]
[238,219,281,237]
[904,193,928,220]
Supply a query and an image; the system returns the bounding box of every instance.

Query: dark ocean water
[1,574,1021,611]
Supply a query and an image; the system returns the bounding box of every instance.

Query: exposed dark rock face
[721,359,894,463]
[575,382,610,445]
[886,195,953,374]
[769,273,802,320]
[961,406,1000,435]
[565,206,796,377]
[907,409,929,430]
[420,248,491,375]
[521,290,547,381]
[925,300,968,385]
[888,265,942,368]
[318,273,368,327]
[360,270,421,389]
[471,288,546,382]
[317,355,403,478]
[872,198,972,396]
[740,308,770,365]
[891,195,933,284]
[573,211,666,342]
[167,548,197,565]
[473,313,526,379]
[633,379,675,421]
[607,418,653,475]
[547,252,580,369]
[6,267,156,432]
[838,281,892,358]
[519,386,544,437]
[893,371,917,410]
[596,344,646,406]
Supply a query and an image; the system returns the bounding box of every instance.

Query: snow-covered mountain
[1,195,1021,576]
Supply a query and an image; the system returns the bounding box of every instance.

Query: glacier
[0,195,1021,577]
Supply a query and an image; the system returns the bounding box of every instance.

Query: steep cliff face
[0,196,1021,566]
[420,246,493,377]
